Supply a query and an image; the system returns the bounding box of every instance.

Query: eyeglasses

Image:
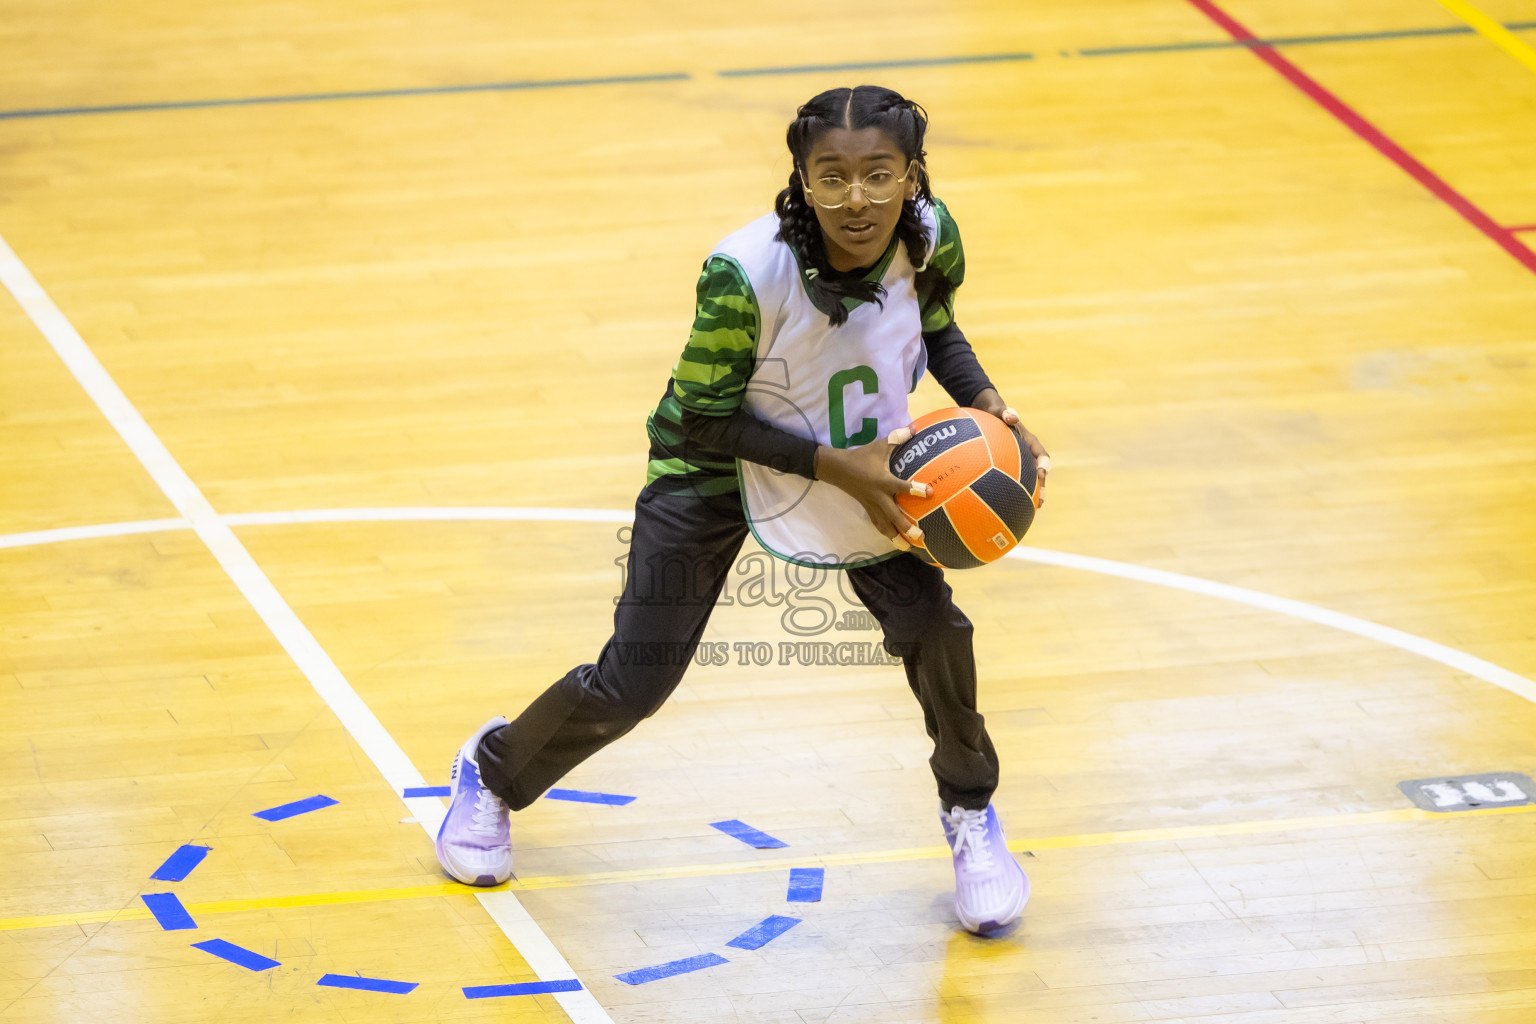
[801,161,916,209]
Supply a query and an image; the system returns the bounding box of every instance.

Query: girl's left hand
[973,389,1049,506]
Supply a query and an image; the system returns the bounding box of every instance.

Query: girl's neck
[823,229,894,273]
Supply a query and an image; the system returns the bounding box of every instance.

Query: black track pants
[475,484,1000,812]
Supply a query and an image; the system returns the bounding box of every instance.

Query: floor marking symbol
[1399,772,1535,812]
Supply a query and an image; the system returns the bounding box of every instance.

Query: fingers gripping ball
[889,408,1040,569]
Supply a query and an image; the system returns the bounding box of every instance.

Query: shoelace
[469,787,506,838]
[450,752,506,839]
[945,807,995,871]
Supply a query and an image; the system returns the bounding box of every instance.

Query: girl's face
[800,127,918,273]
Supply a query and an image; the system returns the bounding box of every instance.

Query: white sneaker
[941,803,1030,934]
[434,716,513,886]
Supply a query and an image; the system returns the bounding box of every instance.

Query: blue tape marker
[787,867,824,902]
[614,953,728,986]
[463,979,583,998]
[709,819,787,849]
[545,788,636,806]
[725,915,801,951]
[150,844,211,882]
[317,973,419,994]
[402,786,450,798]
[253,794,338,821]
[141,892,197,930]
[192,938,280,971]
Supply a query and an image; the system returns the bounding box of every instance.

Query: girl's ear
[905,161,921,201]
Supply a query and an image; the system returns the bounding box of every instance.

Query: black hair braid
[877,96,956,323]
[901,199,955,323]
[774,86,953,327]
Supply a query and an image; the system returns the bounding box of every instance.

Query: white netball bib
[713,203,940,568]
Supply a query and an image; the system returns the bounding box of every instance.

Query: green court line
[722,21,1536,74]
[1078,21,1534,55]
[716,52,1035,77]
[0,73,691,122]
[2,22,1533,121]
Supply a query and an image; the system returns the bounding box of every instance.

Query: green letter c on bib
[828,365,879,448]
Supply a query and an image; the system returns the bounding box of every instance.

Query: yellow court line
[3,802,1532,935]
[1435,0,1536,75]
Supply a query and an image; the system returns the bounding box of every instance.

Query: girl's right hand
[813,428,932,549]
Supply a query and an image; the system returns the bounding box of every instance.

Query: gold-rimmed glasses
[802,160,916,209]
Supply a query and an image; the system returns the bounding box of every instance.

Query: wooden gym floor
[2,1,1535,1021]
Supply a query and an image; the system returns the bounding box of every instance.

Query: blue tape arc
[463,979,584,998]
[141,892,197,931]
[317,973,419,994]
[253,794,339,821]
[544,788,636,805]
[614,953,729,985]
[787,867,824,902]
[725,915,801,951]
[402,786,451,797]
[191,938,281,971]
[150,844,211,882]
[709,819,788,849]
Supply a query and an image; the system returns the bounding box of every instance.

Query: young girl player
[436,85,1049,935]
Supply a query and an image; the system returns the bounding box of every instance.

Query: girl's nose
[846,182,870,211]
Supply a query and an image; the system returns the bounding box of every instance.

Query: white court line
[0,235,615,1024]
[223,507,633,526]
[0,517,189,549]
[5,506,1535,709]
[1003,547,1536,706]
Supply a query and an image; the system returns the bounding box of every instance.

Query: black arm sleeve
[674,322,992,481]
[678,400,820,481]
[923,321,996,408]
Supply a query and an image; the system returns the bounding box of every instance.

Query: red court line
[1510,224,1536,233]
[1185,0,1536,276]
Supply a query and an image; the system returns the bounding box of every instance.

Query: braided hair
[774,85,954,328]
